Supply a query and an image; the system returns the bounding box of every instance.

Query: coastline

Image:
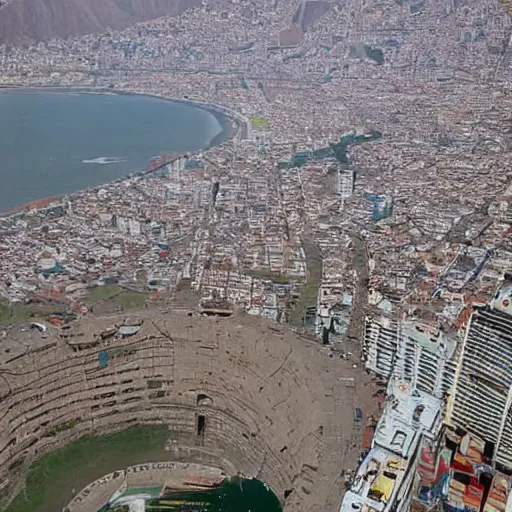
[0,86,249,215]
[1,85,246,147]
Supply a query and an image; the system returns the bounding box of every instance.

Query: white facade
[363,315,399,377]
[337,168,355,210]
[363,316,455,399]
[447,284,512,470]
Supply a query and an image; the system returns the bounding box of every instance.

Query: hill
[0,0,200,44]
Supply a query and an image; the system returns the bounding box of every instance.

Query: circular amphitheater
[0,312,368,512]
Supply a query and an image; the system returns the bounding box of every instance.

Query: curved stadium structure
[0,312,368,512]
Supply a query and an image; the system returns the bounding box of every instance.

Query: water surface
[101,478,282,512]
[0,90,230,211]
[4,425,281,512]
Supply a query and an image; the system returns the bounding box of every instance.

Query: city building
[446,281,512,472]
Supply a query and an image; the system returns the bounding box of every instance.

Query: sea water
[0,90,231,212]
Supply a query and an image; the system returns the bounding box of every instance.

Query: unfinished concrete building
[0,312,369,512]
[446,282,512,471]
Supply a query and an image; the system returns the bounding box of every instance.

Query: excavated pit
[0,312,369,512]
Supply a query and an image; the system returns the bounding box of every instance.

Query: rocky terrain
[0,311,377,512]
[0,0,200,44]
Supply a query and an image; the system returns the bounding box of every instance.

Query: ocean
[0,90,231,212]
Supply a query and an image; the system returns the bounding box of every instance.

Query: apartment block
[446,282,512,471]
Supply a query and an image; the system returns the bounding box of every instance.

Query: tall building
[340,371,444,512]
[337,168,355,210]
[363,315,398,378]
[396,321,455,400]
[363,316,456,399]
[446,281,512,471]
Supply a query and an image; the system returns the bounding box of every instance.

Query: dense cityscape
[1,0,512,511]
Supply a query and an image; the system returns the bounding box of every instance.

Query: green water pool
[101,478,282,512]
[2,425,281,512]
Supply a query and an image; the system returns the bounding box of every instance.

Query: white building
[337,168,355,210]
[446,281,512,471]
[340,379,444,512]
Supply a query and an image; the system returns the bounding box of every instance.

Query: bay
[0,90,231,212]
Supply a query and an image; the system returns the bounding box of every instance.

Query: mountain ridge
[0,0,200,44]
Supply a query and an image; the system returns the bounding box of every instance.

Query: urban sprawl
[1,0,512,511]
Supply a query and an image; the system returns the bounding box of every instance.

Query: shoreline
[66,460,228,512]
[0,86,249,215]
[1,85,246,147]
